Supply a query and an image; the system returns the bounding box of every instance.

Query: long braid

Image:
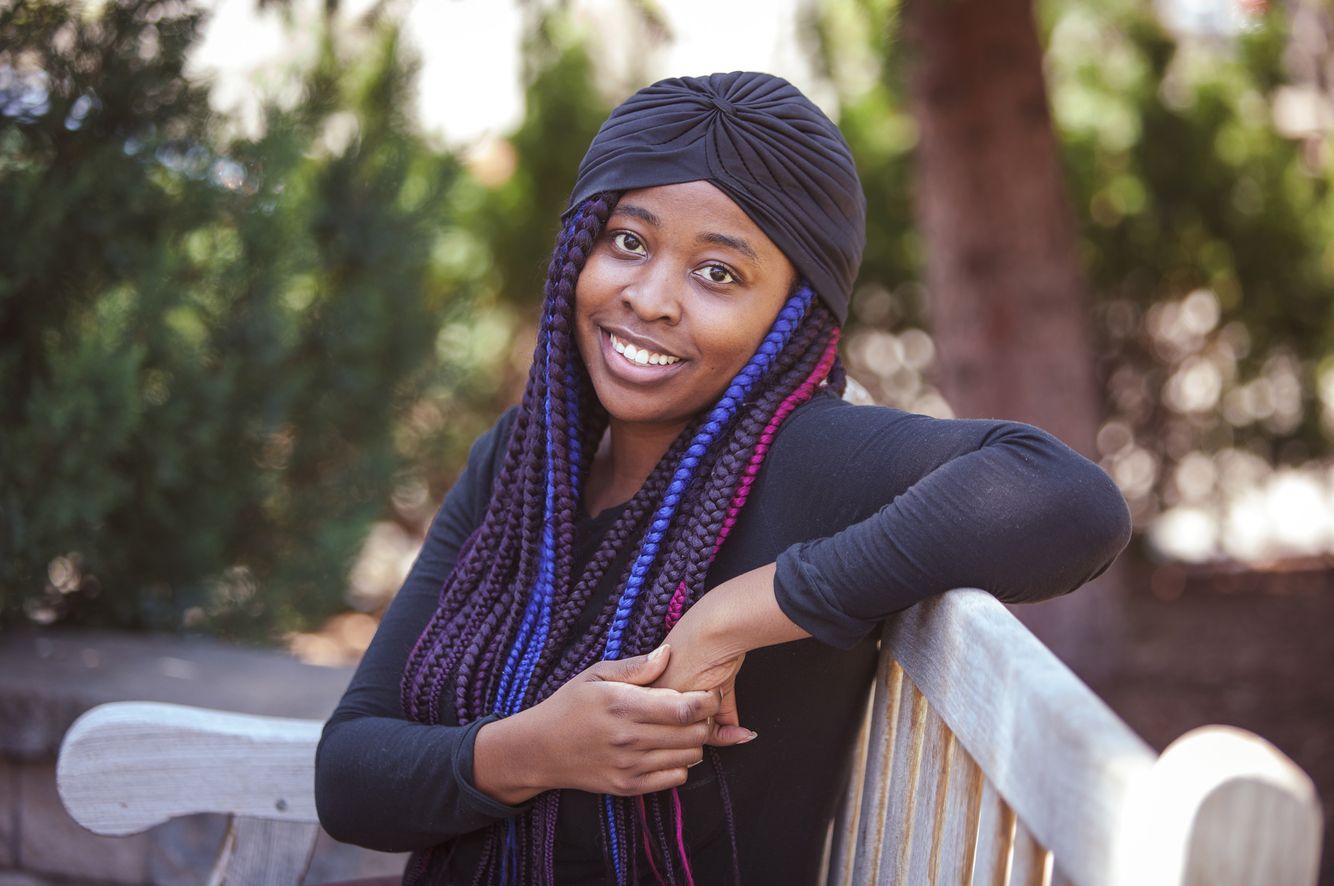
[637,313,833,648]
[400,191,844,884]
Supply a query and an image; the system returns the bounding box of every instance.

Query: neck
[584,416,689,516]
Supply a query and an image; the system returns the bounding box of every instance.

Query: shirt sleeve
[770,397,1134,650]
[315,406,530,852]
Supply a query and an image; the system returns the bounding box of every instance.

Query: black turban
[562,71,866,325]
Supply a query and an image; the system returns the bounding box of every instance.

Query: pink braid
[671,787,696,886]
[665,331,841,630]
[637,795,667,885]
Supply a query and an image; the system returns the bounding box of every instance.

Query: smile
[597,327,687,382]
[607,331,682,366]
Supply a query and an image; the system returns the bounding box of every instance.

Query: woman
[315,71,1132,885]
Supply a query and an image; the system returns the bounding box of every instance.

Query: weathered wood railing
[57,588,1323,885]
[820,588,1323,886]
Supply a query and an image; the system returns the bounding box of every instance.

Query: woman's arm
[657,398,1132,692]
[765,406,1133,650]
[315,409,526,852]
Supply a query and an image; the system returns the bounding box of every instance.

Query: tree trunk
[902,0,1129,683]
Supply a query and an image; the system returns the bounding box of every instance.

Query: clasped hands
[472,608,754,804]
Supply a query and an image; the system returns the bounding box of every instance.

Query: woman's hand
[473,645,730,804]
[654,607,755,747]
[651,563,813,747]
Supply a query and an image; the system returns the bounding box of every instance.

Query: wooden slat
[882,589,1157,885]
[1008,818,1048,886]
[875,677,925,884]
[900,703,951,884]
[57,702,322,835]
[824,691,874,886]
[828,588,1324,886]
[1049,862,1077,886]
[206,816,319,886]
[852,658,906,879]
[971,780,1013,886]
[928,732,985,884]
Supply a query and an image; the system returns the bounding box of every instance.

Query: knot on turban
[563,71,866,324]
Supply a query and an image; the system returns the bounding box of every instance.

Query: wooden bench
[56,587,1324,885]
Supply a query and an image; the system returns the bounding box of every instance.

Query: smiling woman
[575,181,798,513]
[313,72,1133,886]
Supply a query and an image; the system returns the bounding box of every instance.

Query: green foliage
[0,0,461,640]
[1047,1,1334,468]
[13,0,1329,638]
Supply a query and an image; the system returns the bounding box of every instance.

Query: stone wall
[0,628,406,885]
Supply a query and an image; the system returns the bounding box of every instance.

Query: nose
[620,259,681,325]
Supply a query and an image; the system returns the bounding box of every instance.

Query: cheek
[693,313,771,381]
[576,252,620,302]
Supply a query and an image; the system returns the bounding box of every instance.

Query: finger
[622,722,712,751]
[707,724,757,747]
[614,767,689,797]
[635,747,706,773]
[715,678,739,728]
[587,645,671,686]
[706,679,754,746]
[630,687,721,726]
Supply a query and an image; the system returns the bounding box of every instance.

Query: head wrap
[562,71,866,324]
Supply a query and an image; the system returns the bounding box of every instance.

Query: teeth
[608,332,680,366]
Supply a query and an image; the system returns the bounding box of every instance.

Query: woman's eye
[612,231,645,254]
[697,263,737,285]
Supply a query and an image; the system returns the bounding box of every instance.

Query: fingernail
[738,731,758,744]
[648,644,668,661]
[688,758,703,768]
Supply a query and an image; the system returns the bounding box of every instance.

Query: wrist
[677,591,751,659]
[472,710,546,806]
[687,562,809,656]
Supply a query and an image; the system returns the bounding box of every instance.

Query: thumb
[587,644,671,686]
[708,682,755,747]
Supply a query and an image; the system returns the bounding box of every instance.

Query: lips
[597,326,687,382]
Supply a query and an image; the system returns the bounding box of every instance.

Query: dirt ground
[1088,555,1334,885]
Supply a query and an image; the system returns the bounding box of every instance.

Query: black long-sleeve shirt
[315,389,1133,884]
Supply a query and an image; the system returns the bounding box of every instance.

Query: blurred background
[1,0,1331,882]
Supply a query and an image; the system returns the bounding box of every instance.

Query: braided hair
[400,192,844,885]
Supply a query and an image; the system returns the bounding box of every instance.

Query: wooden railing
[57,588,1323,885]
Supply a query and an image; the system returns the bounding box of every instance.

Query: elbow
[994,443,1134,604]
[314,725,359,847]
[1087,461,1134,571]
[314,723,401,852]
[1050,459,1134,593]
[314,720,465,854]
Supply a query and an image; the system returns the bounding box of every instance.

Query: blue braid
[500,818,515,884]
[597,284,816,878]
[495,207,590,716]
[490,321,552,715]
[511,358,588,711]
[503,333,564,714]
[494,317,557,714]
[601,284,814,661]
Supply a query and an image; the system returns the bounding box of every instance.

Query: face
[573,180,798,435]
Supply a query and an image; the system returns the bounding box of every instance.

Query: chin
[590,384,691,428]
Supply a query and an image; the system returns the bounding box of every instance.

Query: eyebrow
[612,203,763,266]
